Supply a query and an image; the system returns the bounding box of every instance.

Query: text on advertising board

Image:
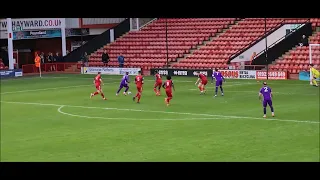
[173,70,188,76]
[0,18,62,31]
[256,71,287,80]
[220,70,239,79]
[193,71,208,76]
[82,67,141,75]
[238,70,256,79]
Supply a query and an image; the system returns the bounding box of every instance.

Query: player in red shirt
[90,72,107,100]
[133,71,144,103]
[195,71,208,94]
[162,75,175,106]
[153,70,162,96]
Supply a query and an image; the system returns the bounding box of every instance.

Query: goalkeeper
[309,64,319,87]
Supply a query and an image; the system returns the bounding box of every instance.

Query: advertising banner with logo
[11,28,90,40]
[256,71,288,80]
[150,69,211,77]
[150,69,257,79]
[0,69,23,78]
[82,67,141,75]
[13,30,61,40]
[0,18,62,31]
[219,70,256,79]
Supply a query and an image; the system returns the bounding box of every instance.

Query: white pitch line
[0,85,92,94]
[188,89,318,96]
[1,101,319,124]
[57,106,226,121]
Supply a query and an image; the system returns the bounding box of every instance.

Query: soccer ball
[127,91,132,95]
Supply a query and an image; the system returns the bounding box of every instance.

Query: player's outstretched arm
[258,93,262,101]
[172,83,175,91]
[195,78,200,85]
[162,83,166,89]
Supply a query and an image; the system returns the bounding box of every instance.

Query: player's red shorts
[201,80,208,85]
[95,84,101,91]
[136,86,143,93]
[154,81,162,87]
[165,90,172,98]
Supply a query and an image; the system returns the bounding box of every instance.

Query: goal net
[309,44,320,83]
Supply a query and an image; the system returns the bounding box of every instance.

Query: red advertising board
[220,70,239,79]
[256,71,287,80]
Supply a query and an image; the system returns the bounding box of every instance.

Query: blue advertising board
[0,69,23,79]
[299,71,310,81]
[12,28,90,40]
[299,71,320,81]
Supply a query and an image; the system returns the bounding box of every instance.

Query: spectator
[48,52,55,71]
[117,55,125,68]
[101,49,109,67]
[54,52,62,62]
[299,35,309,47]
[81,52,89,67]
[40,52,45,64]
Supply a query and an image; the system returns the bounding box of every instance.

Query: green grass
[0,74,319,162]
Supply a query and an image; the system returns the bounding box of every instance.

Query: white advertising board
[0,18,62,31]
[82,67,141,75]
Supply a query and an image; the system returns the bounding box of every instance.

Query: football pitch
[1,74,319,162]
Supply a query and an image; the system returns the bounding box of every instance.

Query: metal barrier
[22,63,80,74]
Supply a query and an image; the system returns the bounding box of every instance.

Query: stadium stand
[88,18,238,69]
[86,18,320,73]
[269,31,320,73]
[172,18,320,70]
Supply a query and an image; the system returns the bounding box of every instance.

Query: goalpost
[309,43,320,84]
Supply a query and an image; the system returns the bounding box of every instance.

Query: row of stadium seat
[270,32,320,72]
[89,18,235,65]
[171,18,320,70]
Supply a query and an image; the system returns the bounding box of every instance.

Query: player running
[153,70,163,96]
[162,75,175,106]
[133,71,144,103]
[116,72,130,96]
[309,64,319,87]
[259,82,275,118]
[212,68,225,97]
[195,71,208,94]
[90,72,107,100]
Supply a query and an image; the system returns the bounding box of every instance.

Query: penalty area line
[1,101,319,124]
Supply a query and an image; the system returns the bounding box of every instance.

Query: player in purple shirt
[212,68,225,97]
[116,72,130,96]
[259,82,275,118]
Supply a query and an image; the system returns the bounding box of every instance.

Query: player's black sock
[263,107,267,115]
[215,87,218,95]
[116,88,122,94]
[220,86,224,93]
[270,106,274,113]
[125,87,129,92]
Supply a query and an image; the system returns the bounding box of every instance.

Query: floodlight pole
[165,18,169,68]
[7,18,14,69]
[264,17,269,80]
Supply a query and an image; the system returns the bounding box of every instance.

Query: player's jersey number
[263,87,268,92]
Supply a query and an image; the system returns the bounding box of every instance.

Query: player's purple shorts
[216,80,223,86]
[119,83,128,88]
[263,99,273,107]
